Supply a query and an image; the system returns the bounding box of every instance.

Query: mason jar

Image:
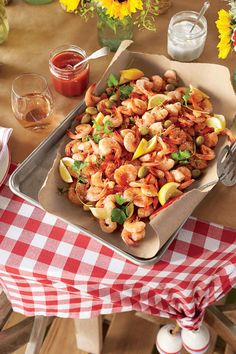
[167,11,207,62]
[49,45,89,97]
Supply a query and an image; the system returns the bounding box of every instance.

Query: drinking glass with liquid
[11,73,53,130]
[167,11,207,62]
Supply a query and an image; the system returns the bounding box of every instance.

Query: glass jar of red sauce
[49,45,89,97]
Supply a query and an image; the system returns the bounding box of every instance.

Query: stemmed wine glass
[11,73,53,130]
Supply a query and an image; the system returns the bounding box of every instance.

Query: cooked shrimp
[149,122,163,136]
[189,87,213,113]
[221,128,236,143]
[184,111,206,124]
[151,75,164,92]
[99,219,117,233]
[203,132,218,147]
[68,181,87,205]
[123,188,152,207]
[189,156,208,170]
[195,145,215,161]
[114,165,137,185]
[138,207,154,218]
[103,108,123,128]
[166,90,182,102]
[103,194,116,209]
[96,99,112,115]
[91,172,104,188]
[139,111,156,127]
[163,125,187,145]
[85,83,101,107]
[99,138,122,159]
[86,186,104,202]
[129,183,157,197]
[120,129,139,152]
[121,228,145,246]
[171,166,191,183]
[104,162,117,179]
[67,124,92,140]
[150,106,169,121]
[135,78,154,96]
[143,157,175,171]
[165,102,182,116]
[164,69,177,83]
[123,218,146,233]
[122,98,147,116]
[65,140,80,156]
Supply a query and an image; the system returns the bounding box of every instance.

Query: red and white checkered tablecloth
[0,165,236,330]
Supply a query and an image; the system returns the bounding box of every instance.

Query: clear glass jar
[167,11,207,62]
[97,7,133,52]
[0,0,9,44]
[49,45,89,97]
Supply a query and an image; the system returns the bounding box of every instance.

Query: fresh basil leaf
[107,73,119,87]
[93,134,102,143]
[182,87,191,106]
[111,208,127,224]
[104,120,112,134]
[119,84,133,99]
[72,161,87,173]
[171,150,191,161]
[115,195,127,206]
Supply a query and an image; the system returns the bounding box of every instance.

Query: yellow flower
[215,9,232,59]
[59,0,80,12]
[98,0,143,21]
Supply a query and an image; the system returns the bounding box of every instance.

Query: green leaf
[92,120,101,132]
[171,150,191,161]
[119,84,133,99]
[107,73,119,87]
[129,117,135,124]
[182,88,191,106]
[115,195,127,206]
[104,120,113,134]
[72,161,87,173]
[93,134,102,143]
[111,208,127,224]
[77,175,87,184]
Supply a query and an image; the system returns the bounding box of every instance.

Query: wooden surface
[1,0,236,228]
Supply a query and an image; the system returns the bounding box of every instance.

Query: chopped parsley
[104,120,113,134]
[107,73,119,87]
[182,87,191,106]
[119,84,133,99]
[92,120,102,132]
[72,161,87,174]
[77,175,87,184]
[171,150,191,161]
[93,134,102,143]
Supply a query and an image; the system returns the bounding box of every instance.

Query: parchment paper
[38,42,236,259]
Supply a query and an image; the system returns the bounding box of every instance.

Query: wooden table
[1,2,235,226]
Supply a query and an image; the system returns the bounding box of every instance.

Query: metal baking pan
[9,101,181,266]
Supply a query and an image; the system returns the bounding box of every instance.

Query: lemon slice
[59,159,73,183]
[206,115,226,133]
[158,182,180,206]
[147,94,168,110]
[132,135,157,160]
[93,112,104,126]
[90,207,111,220]
[61,157,75,173]
[119,68,144,84]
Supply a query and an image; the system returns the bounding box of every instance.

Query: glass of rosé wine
[11,73,53,130]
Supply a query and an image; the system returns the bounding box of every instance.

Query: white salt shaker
[181,323,210,354]
[156,324,183,354]
[167,11,207,62]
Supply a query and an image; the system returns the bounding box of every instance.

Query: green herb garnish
[72,161,87,174]
[92,120,102,132]
[115,195,128,206]
[104,120,113,134]
[129,117,135,124]
[107,73,119,87]
[77,176,87,184]
[111,208,127,224]
[93,134,102,143]
[171,150,191,161]
[182,87,191,106]
[119,84,133,99]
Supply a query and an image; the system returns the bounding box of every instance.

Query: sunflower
[59,0,80,12]
[98,0,143,21]
[215,9,232,59]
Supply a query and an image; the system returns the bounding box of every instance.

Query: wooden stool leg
[74,316,103,354]
[25,316,49,354]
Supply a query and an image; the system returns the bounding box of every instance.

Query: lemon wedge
[59,159,73,183]
[93,112,104,126]
[61,157,75,174]
[132,135,157,160]
[147,94,168,110]
[119,68,144,84]
[158,182,180,206]
[90,207,111,220]
[206,115,226,133]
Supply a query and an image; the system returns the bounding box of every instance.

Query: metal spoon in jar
[189,1,210,33]
[72,47,110,70]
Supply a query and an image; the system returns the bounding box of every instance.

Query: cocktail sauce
[49,45,89,97]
